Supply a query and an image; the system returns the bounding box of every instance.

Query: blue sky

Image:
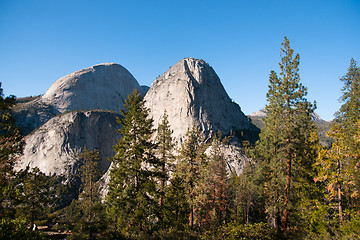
[0,0,359,121]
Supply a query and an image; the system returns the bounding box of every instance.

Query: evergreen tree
[254,37,318,231]
[162,176,190,231]
[315,59,360,228]
[0,83,24,218]
[70,147,106,240]
[205,133,231,229]
[335,58,360,128]
[15,167,54,230]
[175,125,207,228]
[155,110,175,219]
[231,161,266,225]
[107,89,160,237]
[335,58,360,212]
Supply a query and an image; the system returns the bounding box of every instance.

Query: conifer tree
[155,110,175,217]
[0,82,24,218]
[255,37,318,231]
[107,89,160,237]
[335,58,360,209]
[335,58,360,129]
[15,167,53,230]
[206,133,230,227]
[162,176,190,231]
[315,59,360,226]
[175,125,207,228]
[71,147,106,240]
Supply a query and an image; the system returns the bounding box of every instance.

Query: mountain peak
[144,58,258,144]
[41,63,144,113]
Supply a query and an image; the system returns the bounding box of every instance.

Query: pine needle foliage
[315,59,360,228]
[107,89,160,237]
[155,110,175,217]
[175,125,207,228]
[255,37,318,231]
[70,147,106,240]
[0,82,24,219]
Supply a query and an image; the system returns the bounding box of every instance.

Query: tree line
[0,37,359,239]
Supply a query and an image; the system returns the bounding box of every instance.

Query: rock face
[144,58,258,144]
[13,100,60,135]
[14,63,144,135]
[15,111,121,177]
[248,109,267,118]
[15,58,256,190]
[41,63,144,113]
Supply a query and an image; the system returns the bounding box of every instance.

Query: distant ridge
[249,108,327,123]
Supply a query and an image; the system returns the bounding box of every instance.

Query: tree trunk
[337,148,343,225]
[281,143,291,231]
[189,208,194,227]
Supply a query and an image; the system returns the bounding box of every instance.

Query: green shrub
[0,219,47,240]
[221,222,279,240]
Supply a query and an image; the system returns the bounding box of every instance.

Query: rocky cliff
[15,59,256,183]
[143,58,259,144]
[15,110,122,177]
[14,63,144,135]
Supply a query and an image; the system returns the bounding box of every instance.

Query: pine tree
[231,161,267,225]
[15,167,54,230]
[206,133,231,228]
[315,59,360,227]
[175,125,207,228]
[0,82,24,218]
[315,126,351,225]
[71,147,106,240]
[335,58,360,128]
[155,110,175,219]
[107,89,160,237]
[335,58,360,211]
[162,176,190,231]
[255,37,318,231]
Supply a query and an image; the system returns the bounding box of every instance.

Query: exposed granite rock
[13,99,60,135]
[41,63,145,113]
[13,63,144,135]
[143,58,258,144]
[15,110,121,177]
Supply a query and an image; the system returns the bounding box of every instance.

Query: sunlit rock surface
[15,111,121,177]
[144,57,258,144]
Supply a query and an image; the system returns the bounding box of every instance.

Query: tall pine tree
[315,59,360,227]
[107,89,160,237]
[155,110,175,218]
[175,125,207,228]
[206,133,231,228]
[255,37,318,231]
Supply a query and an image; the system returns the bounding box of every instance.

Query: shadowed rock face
[14,63,144,135]
[144,58,258,144]
[15,111,121,177]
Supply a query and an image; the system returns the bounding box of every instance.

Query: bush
[221,222,279,240]
[0,219,47,240]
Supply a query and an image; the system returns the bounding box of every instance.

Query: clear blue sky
[0,0,359,121]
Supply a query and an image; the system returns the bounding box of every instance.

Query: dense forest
[1,37,359,239]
